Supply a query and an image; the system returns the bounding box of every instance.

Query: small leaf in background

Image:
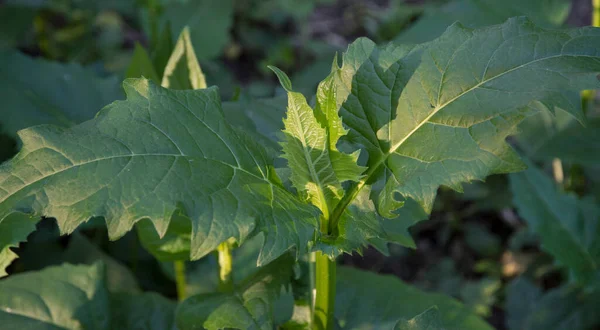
[394,306,445,330]
[0,262,110,329]
[63,233,141,293]
[510,161,600,284]
[394,0,570,43]
[534,119,600,166]
[110,292,177,330]
[160,0,233,61]
[161,27,207,90]
[126,43,161,84]
[335,267,492,329]
[506,277,600,330]
[176,255,295,330]
[0,51,124,138]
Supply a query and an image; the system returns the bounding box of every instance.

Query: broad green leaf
[162,27,207,90]
[0,262,110,330]
[270,66,363,220]
[506,277,600,330]
[0,51,123,137]
[160,0,233,60]
[395,0,570,43]
[509,162,600,283]
[534,118,600,166]
[394,307,445,330]
[0,78,318,267]
[335,267,492,330]
[176,255,295,330]
[126,43,161,84]
[110,292,177,330]
[0,212,37,277]
[324,18,600,253]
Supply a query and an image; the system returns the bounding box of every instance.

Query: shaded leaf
[506,277,600,330]
[160,0,233,60]
[0,51,123,137]
[335,267,492,329]
[176,255,295,330]
[110,292,177,330]
[0,262,110,330]
[126,43,161,84]
[63,233,141,293]
[509,161,600,283]
[395,0,570,43]
[534,118,600,166]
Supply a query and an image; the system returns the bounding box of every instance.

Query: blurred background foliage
[1,0,599,329]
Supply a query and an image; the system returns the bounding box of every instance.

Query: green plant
[2,13,600,330]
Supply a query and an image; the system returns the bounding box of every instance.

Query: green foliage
[0,262,110,329]
[0,262,176,330]
[0,51,123,137]
[395,0,570,43]
[510,161,600,284]
[176,255,294,330]
[159,0,233,60]
[534,119,600,166]
[506,277,600,330]
[335,267,492,329]
[2,3,600,328]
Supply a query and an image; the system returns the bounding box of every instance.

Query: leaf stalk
[174,260,187,301]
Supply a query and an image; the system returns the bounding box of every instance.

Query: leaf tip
[268,65,293,92]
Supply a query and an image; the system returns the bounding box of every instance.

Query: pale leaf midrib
[288,97,331,219]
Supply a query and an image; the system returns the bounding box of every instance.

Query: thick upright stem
[313,252,336,330]
[217,241,233,292]
[174,260,186,301]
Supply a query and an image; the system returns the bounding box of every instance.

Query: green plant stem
[594,0,600,27]
[174,260,186,301]
[313,251,336,330]
[217,241,233,292]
